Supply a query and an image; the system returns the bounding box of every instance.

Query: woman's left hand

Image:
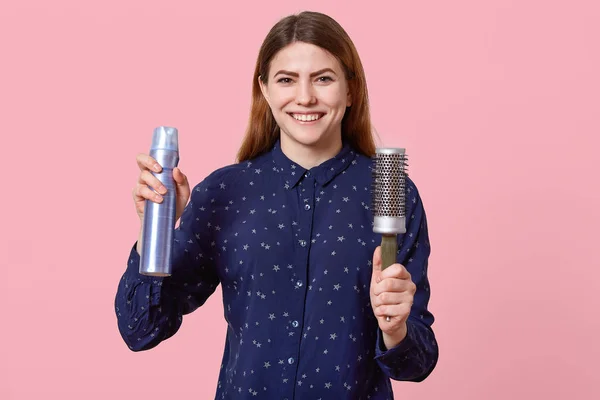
[370,246,416,349]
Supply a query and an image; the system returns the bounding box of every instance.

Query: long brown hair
[236,11,376,162]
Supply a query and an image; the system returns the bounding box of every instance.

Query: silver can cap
[151,126,179,151]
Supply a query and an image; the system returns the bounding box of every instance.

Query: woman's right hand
[132,153,191,223]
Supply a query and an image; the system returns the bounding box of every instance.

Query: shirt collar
[270,139,357,188]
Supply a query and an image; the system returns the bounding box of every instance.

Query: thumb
[173,167,186,185]
[372,246,382,277]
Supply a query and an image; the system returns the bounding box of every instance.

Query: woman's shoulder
[190,152,272,195]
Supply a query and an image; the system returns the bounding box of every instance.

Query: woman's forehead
[269,42,342,75]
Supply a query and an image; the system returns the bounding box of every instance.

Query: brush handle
[380,234,398,270]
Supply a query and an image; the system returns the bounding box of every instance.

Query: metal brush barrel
[139,126,179,276]
[372,148,407,235]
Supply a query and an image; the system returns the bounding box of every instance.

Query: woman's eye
[277,77,292,84]
[317,76,333,82]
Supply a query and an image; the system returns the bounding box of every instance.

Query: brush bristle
[371,149,408,218]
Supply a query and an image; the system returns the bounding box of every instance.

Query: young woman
[116,10,438,399]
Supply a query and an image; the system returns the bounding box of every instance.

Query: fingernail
[153,164,161,172]
[158,185,167,194]
[155,194,163,202]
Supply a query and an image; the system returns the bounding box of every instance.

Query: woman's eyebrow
[273,68,337,78]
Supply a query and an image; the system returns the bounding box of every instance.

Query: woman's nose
[295,81,316,105]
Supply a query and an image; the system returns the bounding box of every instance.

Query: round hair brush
[371,148,408,270]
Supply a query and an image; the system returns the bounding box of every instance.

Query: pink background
[1,0,598,399]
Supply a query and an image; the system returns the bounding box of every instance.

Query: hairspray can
[139,126,179,276]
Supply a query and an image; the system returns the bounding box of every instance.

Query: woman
[116,10,438,399]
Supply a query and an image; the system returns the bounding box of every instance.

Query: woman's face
[260,42,352,156]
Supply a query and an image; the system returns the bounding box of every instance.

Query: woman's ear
[346,88,352,107]
[258,75,270,105]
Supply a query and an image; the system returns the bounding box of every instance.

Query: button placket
[287,174,315,391]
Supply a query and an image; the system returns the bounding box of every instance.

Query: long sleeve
[114,178,221,351]
[374,178,439,381]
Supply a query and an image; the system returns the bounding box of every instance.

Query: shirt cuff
[124,242,165,306]
[374,318,418,364]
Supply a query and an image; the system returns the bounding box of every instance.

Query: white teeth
[291,113,322,122]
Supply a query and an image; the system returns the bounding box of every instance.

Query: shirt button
[288,357,295,364]
[291,320,299,328]
[305,172,310,177]
[304,204,311,210]
[296,280,303,288]
[299,240,306,247]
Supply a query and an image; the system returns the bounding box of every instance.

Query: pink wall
[1,0,598,399]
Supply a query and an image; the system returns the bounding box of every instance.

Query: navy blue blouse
[115,140,438,399]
